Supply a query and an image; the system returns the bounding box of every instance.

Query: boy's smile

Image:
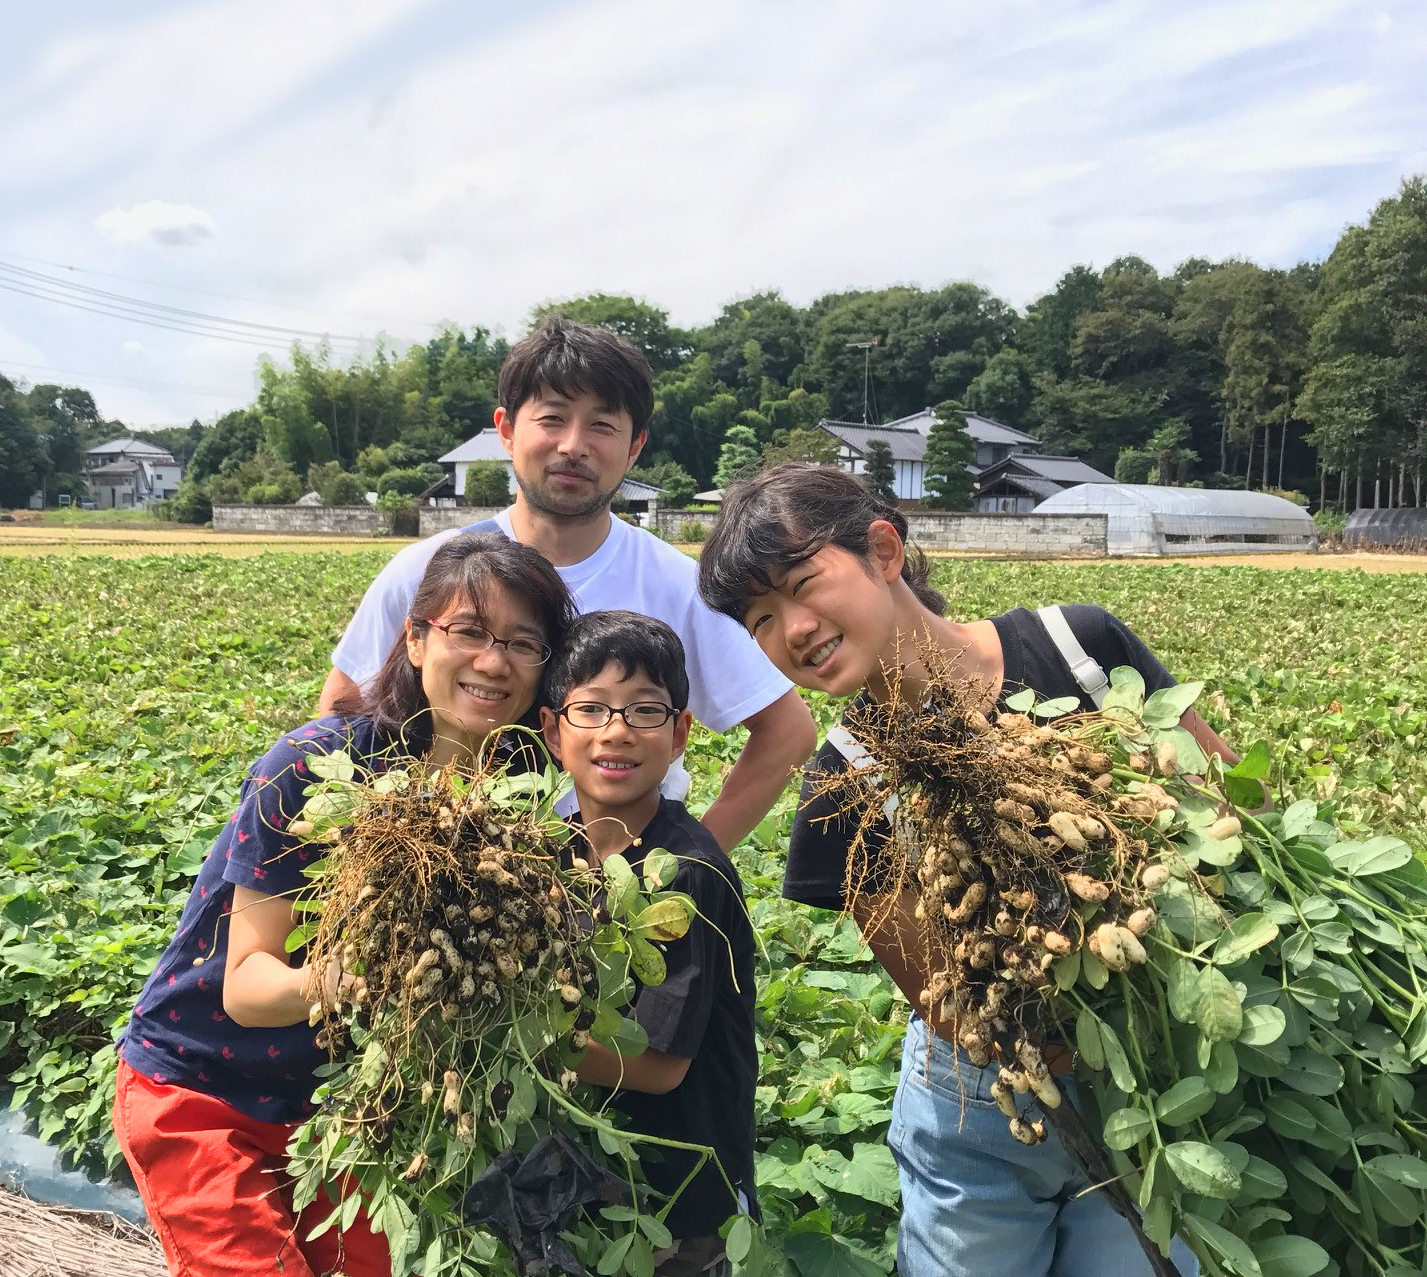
[541,663,691,860]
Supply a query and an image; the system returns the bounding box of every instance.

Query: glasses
[556,701,679,730]
[421,618,551,666]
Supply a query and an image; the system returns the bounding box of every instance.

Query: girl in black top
[698,464,1229,1277]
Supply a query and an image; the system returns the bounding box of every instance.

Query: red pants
[113,1060,391,1277]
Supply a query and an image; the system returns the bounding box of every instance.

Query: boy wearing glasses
[540,611,757,1277]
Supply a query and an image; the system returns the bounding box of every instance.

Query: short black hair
[698,462,945,620]
[542,610,689,713]
[500,317,655,436]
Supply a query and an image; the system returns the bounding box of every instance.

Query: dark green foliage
[626,459,696,508]
[307,461,369,506]
[923,401,975,510]
[463,461,511,506]
[376,467,434,497]
[861,440,897,502]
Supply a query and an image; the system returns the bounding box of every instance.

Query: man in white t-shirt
[320,317,816,852]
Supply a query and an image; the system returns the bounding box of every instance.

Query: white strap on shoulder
[825,724,903,826]
[1036,605,1110,708]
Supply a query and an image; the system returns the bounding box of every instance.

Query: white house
[818,423,929,500]
[819,408,1110,509]
[438,432,515,501]
[435,433,664,523]
[82,439,183,509]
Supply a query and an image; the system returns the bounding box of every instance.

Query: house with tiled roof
[82,438,183,509]
[818,407,1111,508]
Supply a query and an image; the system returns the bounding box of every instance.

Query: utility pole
[844,339,880,424]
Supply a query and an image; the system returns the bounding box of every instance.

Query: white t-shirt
[331,510,793,800]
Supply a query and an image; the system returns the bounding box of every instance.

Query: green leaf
[1100,1022,1136,1093]
[1326,835,1414,877]
[1155,1077,1216,1126]
[630,896,694,943]
[1003,687,1036,713]
[307,750,355,782]
[1195,966,1244,1042]
[1362,1153,1427,1190]
[1264,1095,1317,1143]
[1204,1040,1239,1094]
[1238,1004,1287,1047]
[628,935,667,986]
[1253,1234,1329,1277]
[1213,913,1279,967]
[1165,1141,1242,1199]
[1238,1155,1288,1202]
[1076,1007,1106,1071]
[1167,959,1200,1024]
[1032,695,1081,719]
[1227,740,1272,780]
[725,1215,753,1265]
[641,848,678,891]
[1185,1214,1263,1276]
[1280,1046,1344,1097]
[804,1142,900,1208]
[1280,931,1315,972]
[598,1233,633,1276]
[1103,1107,1154,1151]
[1143,682,1204,727]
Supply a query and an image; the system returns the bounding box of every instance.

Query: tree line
[4,177,1423,518]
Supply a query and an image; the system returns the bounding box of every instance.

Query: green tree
[464,463,511,506]
[307,461,368,505]
[923,401,975,510]
[694,291,807,390]
[209,449,302,505]
[0,377,44,507]
[531,294,688,372]
[188,409,262,482]
[1113,447,1156,484]
[861,439,897,502]
[713,424,762,490]
[1222,269,1307,489]
[760,427,839,469]
[377,467,434,498]
[1147,419,1198,485]
[965,349,1034,428]
[627,459,697,508]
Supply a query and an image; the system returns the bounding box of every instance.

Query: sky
[2,0,1425,428]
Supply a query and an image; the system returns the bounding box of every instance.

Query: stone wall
[418,506,506,536]
[212,505,392,536]
[905,512,1107,556]
[654,508,1108,556]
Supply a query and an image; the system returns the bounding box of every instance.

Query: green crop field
[2,552,1424,1274]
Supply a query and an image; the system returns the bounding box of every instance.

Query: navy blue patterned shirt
[117,715,399,1125]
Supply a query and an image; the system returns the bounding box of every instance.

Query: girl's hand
[302,958,367,1009]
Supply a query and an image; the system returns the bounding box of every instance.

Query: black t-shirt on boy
[581,799,759,1239]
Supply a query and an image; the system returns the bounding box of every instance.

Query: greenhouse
[1343,506,1427,549]
[1035,483,1318,556]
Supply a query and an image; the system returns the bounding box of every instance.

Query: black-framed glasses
[556,701,679,730]
[420,618,551,666]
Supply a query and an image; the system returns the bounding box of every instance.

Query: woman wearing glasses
[111,531,574,1277]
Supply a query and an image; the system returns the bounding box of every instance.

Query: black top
[588,799,759,1238]
[783,606,1177,913]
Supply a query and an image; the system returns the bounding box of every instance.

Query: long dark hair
[698,463,946,621]
[335,532,576,749]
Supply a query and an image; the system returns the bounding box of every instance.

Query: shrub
[678,519,709,543]
[167,477,212,524]
[464,463,510,506]
[376,468,432,498]
[375,490,419,536]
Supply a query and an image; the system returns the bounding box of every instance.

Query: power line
[0,261,369,347]
[0,250,405,329]
[0,358,250,401]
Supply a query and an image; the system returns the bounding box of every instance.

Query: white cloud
[95,200,217,247]
[122,340,144,355]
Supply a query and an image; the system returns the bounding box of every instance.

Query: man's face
[496,388,645,520]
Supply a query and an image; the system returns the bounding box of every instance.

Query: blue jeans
[889,1016,1199,1277]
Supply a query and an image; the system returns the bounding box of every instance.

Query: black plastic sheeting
[462,1131,632,1275]
[1344,507,1427,548]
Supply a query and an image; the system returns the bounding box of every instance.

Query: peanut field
[1,552,1423,1275]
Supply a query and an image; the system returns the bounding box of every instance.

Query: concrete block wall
[212,505,392,536]
[418,506,506,536]
[906,512,1107,556]
[655,508,1107,556]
